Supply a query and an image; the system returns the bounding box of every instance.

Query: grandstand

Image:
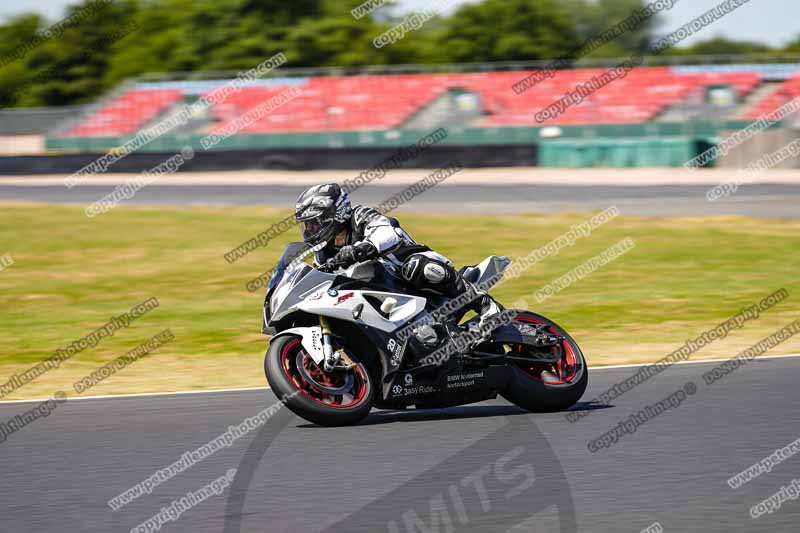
[3,61,793,169]
[64,88,185,137]
[743,74,800,119]
[53,66,800,138]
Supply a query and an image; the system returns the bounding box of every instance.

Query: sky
[1,0,798,47]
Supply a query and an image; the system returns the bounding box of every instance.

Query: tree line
[0,0,795,108]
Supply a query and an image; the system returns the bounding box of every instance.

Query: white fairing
[270,264,428,333]
[267,243,507,345]
[473,255,511,288]
[273,326,326,364]
[341,261,375,281]
[298,287,427,333]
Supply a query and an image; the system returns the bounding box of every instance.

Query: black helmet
[294,183,352,246]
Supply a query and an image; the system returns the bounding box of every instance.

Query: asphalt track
[1,183,800,217]
[2,355,799,533]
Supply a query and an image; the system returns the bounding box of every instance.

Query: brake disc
[296,352,354,395]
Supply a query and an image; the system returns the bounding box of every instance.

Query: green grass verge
[1,203,799,400]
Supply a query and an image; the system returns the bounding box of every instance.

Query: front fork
[320,316,341,372]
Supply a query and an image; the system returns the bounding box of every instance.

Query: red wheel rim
[513,316,581,385]
[280,338,368,408]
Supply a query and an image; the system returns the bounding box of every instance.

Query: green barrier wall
[45,120,752,167]
[539,137,697,167]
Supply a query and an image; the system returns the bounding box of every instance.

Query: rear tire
[500,311,588,412]
[265,335,374,426]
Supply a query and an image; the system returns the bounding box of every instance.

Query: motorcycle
[262,242,588,426]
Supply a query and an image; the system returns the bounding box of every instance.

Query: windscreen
[268,242,312,291]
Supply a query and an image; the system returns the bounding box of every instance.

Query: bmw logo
[327,289,338,297]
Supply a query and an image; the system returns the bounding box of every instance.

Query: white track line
[0,386,270,405]
[4,167,800,186]
[1,353,799,406]
[585,352,800,370]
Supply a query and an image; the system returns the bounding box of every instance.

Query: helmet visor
[301,218,330,243]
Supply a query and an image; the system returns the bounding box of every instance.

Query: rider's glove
[317,261,336,273]
[333,245,358,266]
[333,242,378,267]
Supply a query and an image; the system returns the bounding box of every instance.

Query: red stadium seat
[742,75,800,120]
[64,68,765,137]
[64,89,184,137]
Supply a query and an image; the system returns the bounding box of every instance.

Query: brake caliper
[517,323,562,348]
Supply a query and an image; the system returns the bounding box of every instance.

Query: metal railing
[131,54,800,84]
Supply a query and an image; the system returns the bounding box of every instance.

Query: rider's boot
[469,292,504,348]
[453,279,504,348]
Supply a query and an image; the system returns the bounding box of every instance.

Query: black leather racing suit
[316,205,493,309]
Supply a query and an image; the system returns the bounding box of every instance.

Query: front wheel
[500,311,588,412]
[265,335,374,426]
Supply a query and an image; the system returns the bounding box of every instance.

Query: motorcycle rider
[293,183,501,335]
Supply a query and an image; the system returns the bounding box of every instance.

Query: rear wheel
[265,335,374,426]
[500,311,588,412]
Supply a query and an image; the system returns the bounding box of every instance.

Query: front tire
[265,335,374,426]
[500,311,588,412]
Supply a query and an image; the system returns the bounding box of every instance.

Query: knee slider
[401,253,456,290]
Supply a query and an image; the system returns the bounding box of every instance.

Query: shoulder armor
[353,205,381,228]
